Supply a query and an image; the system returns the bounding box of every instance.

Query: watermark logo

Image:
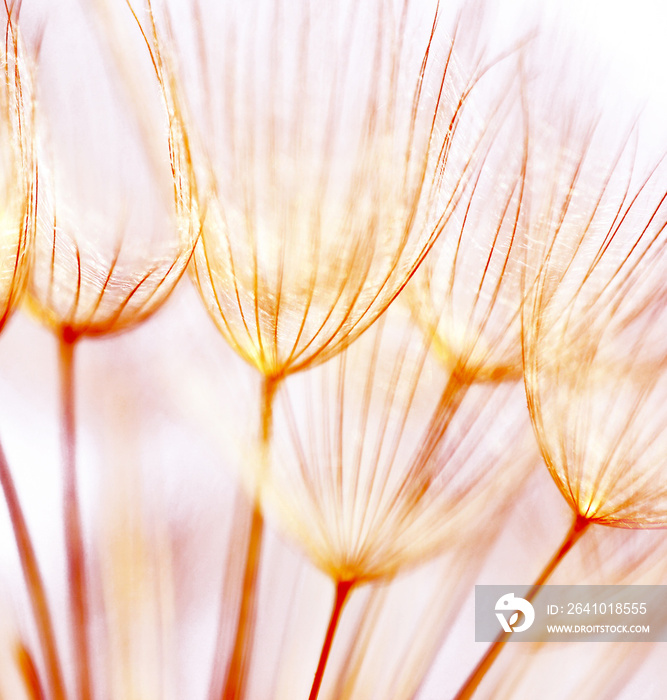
[495,593,535,633]
[476,586,666,642]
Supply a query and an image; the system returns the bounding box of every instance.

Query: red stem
[309,579,355,700]
[16,642,48,700]
[219,376,278,700]
[453,514,591,700]
[220,502,265,700]
[0,439,67,700]
[59,335,92,700]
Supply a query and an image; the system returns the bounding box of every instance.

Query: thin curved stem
[16,642,47,700]
[219,375,278,700]
[0,438,67,700]
[309,579,355,700]
[454,514,591,700]
[59,334,92,700]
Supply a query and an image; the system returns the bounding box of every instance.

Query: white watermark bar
[475,586,667,642]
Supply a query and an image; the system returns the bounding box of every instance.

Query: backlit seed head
[523,131,667,527]
[180,0,494,379]
[264,305,535,583]
[407,92,528,384]
[25,0,191,341]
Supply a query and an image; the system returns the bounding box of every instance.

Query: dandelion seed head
[407,87,529,384]
[263,305,536,583]
[181,0,491,378]
[25,0,191,339]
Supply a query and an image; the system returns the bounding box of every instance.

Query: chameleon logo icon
[495,593,535,633]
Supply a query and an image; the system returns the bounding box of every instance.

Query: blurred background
[0,0,665,698]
